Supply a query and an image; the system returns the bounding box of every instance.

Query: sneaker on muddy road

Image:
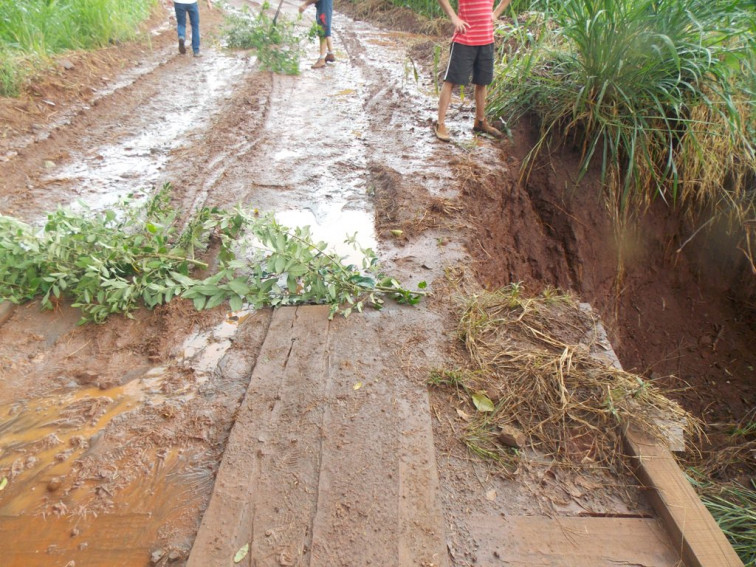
[178,38,186,54]
[312,57,326,69]
[325,52,335,63]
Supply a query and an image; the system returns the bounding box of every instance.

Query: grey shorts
[443,42,495,86]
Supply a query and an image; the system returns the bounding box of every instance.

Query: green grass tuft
[488,0,755,265]
[0,0,156,96]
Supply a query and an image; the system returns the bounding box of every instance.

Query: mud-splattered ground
[0,0,754,565]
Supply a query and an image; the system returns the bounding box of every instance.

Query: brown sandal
[434,122,451,142]
[473,119,503,138]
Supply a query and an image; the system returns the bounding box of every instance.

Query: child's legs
[438,81,454,125]
[438,42,473,125]
[174,3,188,39]
[187,2,200,53]
[471,43,494,120]
[319,37,327,57]
[474,85,487,121]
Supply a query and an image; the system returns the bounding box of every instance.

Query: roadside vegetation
[0,0,157,96]
[0,185,425,323]
[223,2,320,75]
[488,0,756,271]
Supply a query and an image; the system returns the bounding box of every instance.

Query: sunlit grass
[488,0,755,267]
[0,0,157,96]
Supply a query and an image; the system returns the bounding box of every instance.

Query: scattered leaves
[472,391,494,413]
[233,543,250,563]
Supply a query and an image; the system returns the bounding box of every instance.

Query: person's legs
[436,81,454,139]
[313,0,332,67]
[471,43,502,137]
[435,42,473,140]
[187,2,200,54]
[474,84,487,122]
[174,3,187,54]
[312,37,327,68]
[319,37,327,58]
[325,37,335,62]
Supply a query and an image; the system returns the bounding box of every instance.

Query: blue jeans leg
[187,3,200,53]
[174,3,187,40]
[174,3,200,52]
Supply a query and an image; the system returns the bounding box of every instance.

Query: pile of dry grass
[430,284,697,473]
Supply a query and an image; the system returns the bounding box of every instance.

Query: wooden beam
[624,423,744,567]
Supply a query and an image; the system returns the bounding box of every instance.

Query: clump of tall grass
[688,474,756,566]
[488,0,756,266]
[223,3,314,75]
[0,0,157,96]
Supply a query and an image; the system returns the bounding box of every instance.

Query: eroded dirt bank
[458,117,755,449]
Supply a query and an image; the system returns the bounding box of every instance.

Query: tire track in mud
[0,5,464,566]
[2,46,250,221]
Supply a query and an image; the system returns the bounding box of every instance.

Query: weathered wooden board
[468,515,682,566]
[188,305,448,567]
[625,423,744,567]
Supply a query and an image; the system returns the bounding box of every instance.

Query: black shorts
[443,42,495,86]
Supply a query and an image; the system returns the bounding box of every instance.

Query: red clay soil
[458,117,756,483]
[0,4,753,566]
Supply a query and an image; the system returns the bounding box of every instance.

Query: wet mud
[0,0,753,565]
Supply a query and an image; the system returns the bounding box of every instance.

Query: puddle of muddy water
[0,310,253,566]
[42,52,249,216]
[276,208,376,267]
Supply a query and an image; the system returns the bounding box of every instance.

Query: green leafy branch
[223,2,310,75]
[0,184,426,323]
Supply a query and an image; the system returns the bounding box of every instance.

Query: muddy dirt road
[0,0,753,565]
[0,1,477,564]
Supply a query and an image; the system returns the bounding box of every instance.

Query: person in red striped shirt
[434,0,511,142]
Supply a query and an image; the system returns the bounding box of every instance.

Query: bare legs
[436,81,454,139]
[436,82,501,139]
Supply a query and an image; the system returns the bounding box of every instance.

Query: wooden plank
[624,423,744,567]
[468,515,682,566]
[187,305,331,567]
[189,305,448,566]
[308,308,448,567]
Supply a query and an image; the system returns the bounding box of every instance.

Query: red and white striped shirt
[453,0,495,46]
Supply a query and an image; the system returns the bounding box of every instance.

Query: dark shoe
[312,57,326,69]
[193,51,202,57]
[178,38,186,54]
[473,119,503,138]
[325,52,335,63]
[434,122,451,142]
